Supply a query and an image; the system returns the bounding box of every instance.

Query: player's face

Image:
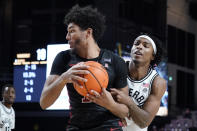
[131,37,154,64]
[66,23,87,51]
[2,87,16,104]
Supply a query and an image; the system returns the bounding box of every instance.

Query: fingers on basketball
[73,61,109,97]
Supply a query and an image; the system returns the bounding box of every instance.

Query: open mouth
[68,41,74,48]
[134,51,142,56]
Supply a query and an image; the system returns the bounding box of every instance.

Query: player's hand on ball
[62,62,90,87]
[73,61,109,97]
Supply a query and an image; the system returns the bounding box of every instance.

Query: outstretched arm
[111,76,166,128]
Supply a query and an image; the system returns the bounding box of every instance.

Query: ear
[86,28,93,39]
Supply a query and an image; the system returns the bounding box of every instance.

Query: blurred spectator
[184,108,191,119]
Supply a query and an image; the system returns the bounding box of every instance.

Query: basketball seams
[82,74,89,95]
[73,74,89,96]
[87,64,108,78]
[86,69,103,92]
[85,61,108,76]
[73,61,109,97]
[73,82,88,96]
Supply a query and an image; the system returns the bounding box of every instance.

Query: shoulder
[106,50,125,62]
[0,102,3,108]
[101,49,126,67]
[12,108,15,115]
[11,107,15,111]
[103,49,118,58]
[56,49,71,57]
[151,75,167,97]
[53,49,72,63]
[153,75,166,87]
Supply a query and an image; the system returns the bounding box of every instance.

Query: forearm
[127,100,150,128]
[107,102,129,118]
[40,76,67,109]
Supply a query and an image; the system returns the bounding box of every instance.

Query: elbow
[138,123,148,129]
[40,103,47,110]
[138,120,151,129]
[40,98,47,110]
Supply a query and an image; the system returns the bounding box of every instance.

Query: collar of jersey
[0,101,12,115]
[76,49,104,62]
[127,68,153,83]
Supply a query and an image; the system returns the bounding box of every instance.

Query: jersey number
[6,126,11,131]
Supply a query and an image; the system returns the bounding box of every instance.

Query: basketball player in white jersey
[111,34,166,131]
[0,84,15,131]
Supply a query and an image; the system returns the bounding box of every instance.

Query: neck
[78,39,100,59]
[2,101,12,109]
[129,61,150,80]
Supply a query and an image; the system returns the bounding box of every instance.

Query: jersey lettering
[132,91,140,99]
[136,96,145,103]
[6,126,10,131]
[139,102,145,107]
[129,88,133,96]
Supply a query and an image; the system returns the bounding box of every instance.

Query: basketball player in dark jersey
[40,5,129,131]
[111,34,167,130]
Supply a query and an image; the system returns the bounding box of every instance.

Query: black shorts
[66,119,123,131]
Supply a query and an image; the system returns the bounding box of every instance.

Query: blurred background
[0,0,197,130]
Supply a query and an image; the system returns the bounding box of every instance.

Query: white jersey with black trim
[123,68,158,131]
[0,102,15,131]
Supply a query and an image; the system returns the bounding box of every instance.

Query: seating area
[164,118,193,130]
[149,111,197,131]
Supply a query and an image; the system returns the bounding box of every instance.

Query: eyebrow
[67,26,74,30]
[135,40,152,46]
[143,41,150,45]
[140,39,151,44]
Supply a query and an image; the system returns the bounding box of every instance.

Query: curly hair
[148,34,165,67]
[133,33,166,68]
[64,5,106,42]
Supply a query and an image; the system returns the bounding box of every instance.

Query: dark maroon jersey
[50,49,127,130]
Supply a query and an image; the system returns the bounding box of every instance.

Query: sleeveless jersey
[0,102,15,131]
[123,68,158,131]
[50,49,128,130]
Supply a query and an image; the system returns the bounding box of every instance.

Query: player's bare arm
[40,63,90,109]
[126,76,166,128]
[111,76,166,128]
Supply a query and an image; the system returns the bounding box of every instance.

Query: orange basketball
[73,61,109,97]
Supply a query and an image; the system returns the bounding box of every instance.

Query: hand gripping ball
[73,61,109,97]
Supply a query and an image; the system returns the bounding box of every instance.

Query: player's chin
[133,54,143,59]
[133,58,141,63]
[7,99,14,104]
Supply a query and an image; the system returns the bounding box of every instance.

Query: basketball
[73,61,109,97]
